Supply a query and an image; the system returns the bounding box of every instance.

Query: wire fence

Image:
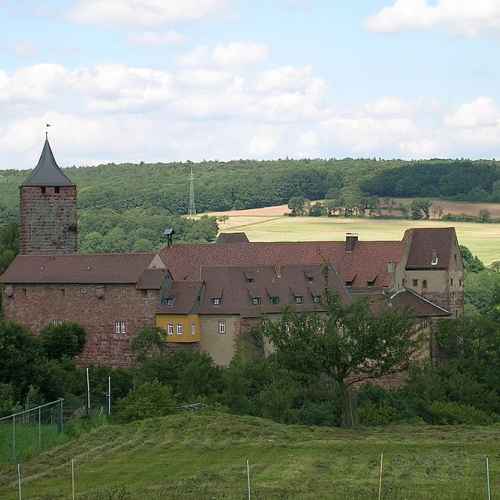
[0,400,64,464]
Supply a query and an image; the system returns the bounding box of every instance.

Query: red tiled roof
[160,241,404,290]
[405,228,456,270]
[136,269,169,290]
[0,253,155,284]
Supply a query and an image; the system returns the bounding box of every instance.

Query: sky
[1,0,500,169]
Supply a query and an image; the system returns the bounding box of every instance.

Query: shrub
[136,350,224,402]
[358,401,401,426]
[114,381,176,423]
[130,327,165,361]
[427,401,495,425]
[39,322,86,360]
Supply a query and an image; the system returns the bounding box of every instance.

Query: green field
[0,413,498,499]
[218,216,500,265]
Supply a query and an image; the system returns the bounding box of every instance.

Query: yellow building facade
[156,314,201,343]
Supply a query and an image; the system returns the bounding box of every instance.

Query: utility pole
[188,167,196,217]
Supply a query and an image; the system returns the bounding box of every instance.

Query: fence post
[108,376,111,416]
[17,463,22,500]
[38,407,42,449]
[378,452,384,500]
[247,459,251,500]
[86,368,91,415]
[486,457,491,500]
[59,399,64,433]
[12,415,16,462]
[71,458,76,500]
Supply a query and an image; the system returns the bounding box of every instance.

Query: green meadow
[0,413,498,499]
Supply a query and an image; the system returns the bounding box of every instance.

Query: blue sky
[1,0,500,169]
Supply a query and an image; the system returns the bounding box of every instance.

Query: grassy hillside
[0,413,498,499]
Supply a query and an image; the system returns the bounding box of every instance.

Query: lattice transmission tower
[188,167,196,217]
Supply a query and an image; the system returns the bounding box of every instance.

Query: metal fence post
[486,457,491,500]
[12,415,16,462]
[17,463,22,500]
[247,459,251,500]
[378,452,384,500]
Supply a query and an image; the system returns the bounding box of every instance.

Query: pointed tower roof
[22,139,74,187]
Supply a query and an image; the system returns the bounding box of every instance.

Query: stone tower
[20,139,78,255]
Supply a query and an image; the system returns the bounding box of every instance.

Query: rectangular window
[312,295,321,304]
[114,320,127,335]
[167,323,174,336]
[251,297,261,305]
[422,280,428,288]
[450,278,454,286]
[295,296,304,304]
[212,297,222,306]
[176,324,183,335]
[218,320,226,335]
[191,323,196,336]
[270,296,280,305]
[50,319,63,327]
[55,187,60,194]
[412,279,418,286]
[162,297,175,306]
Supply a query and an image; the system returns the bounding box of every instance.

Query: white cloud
[179,42,270,67]
[366,0,500,37]
[69,0,229,27]
[212,42,269,66]
[128,31,186,46]
[13,41,38,58]
[445,97,500,128]
[2,60,500,169]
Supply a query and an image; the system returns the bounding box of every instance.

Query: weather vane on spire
[45,123,51,140]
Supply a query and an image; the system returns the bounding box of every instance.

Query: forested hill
[0,158,499,253]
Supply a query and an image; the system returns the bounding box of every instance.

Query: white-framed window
[50,319,63,327]
[167,323,174,336]
[114,320,127,335]
[295,296,304,304]
[177,324,184,335]
[218,320,226,335]
[212,297,222,306]
[191,323,196,336]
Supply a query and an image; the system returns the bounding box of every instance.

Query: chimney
[345,233,358,252]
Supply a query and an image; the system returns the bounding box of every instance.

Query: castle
[0,139,464,367]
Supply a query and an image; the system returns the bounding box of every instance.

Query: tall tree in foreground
[263,295,417,427]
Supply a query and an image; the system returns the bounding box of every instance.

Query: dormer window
[251,297,262,305]
[244,272,255,283]
[162,297,175,306]
[269,296,280,305]
[212,297,222,306]
[295,296,304,304]
[431,251,439,266]
[312,295,321,304]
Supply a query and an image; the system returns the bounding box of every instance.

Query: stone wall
[20,186,78,255]
[2,284,158,367]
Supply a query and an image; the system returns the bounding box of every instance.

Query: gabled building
[0,139,464,367]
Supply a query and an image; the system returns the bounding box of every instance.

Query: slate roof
[216,232,250,244]
[389,288,451,317]
[156,264,351,317]
[160,240,405,290]
[157,281,203,314]
[0,253,155,284]
[405,228,456,270]
[22,139,74,187]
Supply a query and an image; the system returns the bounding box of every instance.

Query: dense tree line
[362,160,500,202]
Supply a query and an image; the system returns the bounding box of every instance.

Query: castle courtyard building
[0,140,464,367]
